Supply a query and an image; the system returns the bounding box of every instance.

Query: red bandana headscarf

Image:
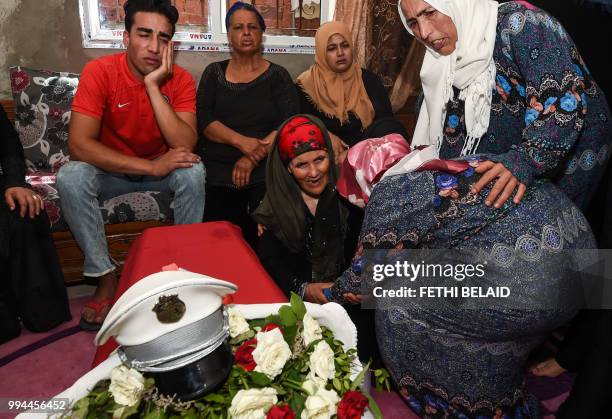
[278,116,327,165]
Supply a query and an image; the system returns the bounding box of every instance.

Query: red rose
[266,404,295,419]
[235,338,257,371]
[11,70,30,92]
[262,323,283,334]
[337,391,369,419]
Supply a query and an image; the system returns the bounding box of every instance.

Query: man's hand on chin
[144,41,174,89]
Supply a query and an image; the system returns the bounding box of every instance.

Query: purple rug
[0,297,572,418]
[0,297,96,419]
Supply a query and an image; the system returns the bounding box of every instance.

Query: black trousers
[555,310,612,419]
[346,305,380,363]
[203,184,266,249]
[0,203,71,343]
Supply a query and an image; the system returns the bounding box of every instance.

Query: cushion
[26,173,174,232]
[9,66,78,173]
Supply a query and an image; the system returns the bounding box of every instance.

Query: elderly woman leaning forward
[253,115,377,361]
[399,0,611,211]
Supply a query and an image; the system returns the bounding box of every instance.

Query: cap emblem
[153,294,186,323]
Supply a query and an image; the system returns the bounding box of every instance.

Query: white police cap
[96,269,237,373]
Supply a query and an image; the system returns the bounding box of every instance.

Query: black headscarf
[253,115,349,281]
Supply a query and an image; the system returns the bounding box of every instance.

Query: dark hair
[124,0,179,35]
[225,1,266,32]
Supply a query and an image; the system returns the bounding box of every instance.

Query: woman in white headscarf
[318,1,611,417]
[398,0,611,211]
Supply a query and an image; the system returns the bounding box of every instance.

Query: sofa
[4,65,418,283]
[4,66,176,283]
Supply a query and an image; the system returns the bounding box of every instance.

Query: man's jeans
[56,161,206,277]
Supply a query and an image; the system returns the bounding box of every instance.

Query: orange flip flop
[79,299,113,331]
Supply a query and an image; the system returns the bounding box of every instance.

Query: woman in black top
[253,115,376,360]
[296,21,408,159]
[196,2,299,246]
[0,104,70,343]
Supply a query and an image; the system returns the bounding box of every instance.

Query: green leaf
[272,384,287,395]
[366,393,383,419]
[264,314,282,326]
[229,329,255,345]
[372,368,392,392]
[250,372,272,386]
[181,410,199,419]
[144,377,156,390]
[290,292,307,320]
[288,391,306,417]
[93,390,111,406]
[278,306,297,327]
[285,369,302,382]
[283,324,298,347]
[119,403,140,419]
[332,378,342,392]
[72,397,89,419]
[203,393,226,404]
[143,408,167,419]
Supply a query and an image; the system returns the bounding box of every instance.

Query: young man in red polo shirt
[57,0,205,330]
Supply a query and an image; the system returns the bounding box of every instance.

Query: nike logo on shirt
[117,102,130,108]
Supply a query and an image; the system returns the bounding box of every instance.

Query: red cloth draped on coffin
[91,221,287,368]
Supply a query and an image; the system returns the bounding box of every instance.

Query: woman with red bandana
[253,115,377,361]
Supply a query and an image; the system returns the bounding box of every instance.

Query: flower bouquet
[66,294,387,419]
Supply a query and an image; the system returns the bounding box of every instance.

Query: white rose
[252,328,292,379]
[302,374,327,396]
[109,365,145,407]
[228,307,250,338]
[301,388,340,419]
[228,387,278,419]
[309,341,335,381]
[302,313,323,346]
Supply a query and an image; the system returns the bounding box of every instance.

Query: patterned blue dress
[331,162,595,418]
[329,2,608,417]
[441,2,612,210]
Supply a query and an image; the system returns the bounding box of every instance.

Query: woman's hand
[329,133,349,165]
[247,142,269,165]
[343,293,364,305]
[304,282,334,304]
[5,187,43,218]
[471,160,527,208]
[235,135,262,156]
[232,156,256,187]
[257,223,267,237]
